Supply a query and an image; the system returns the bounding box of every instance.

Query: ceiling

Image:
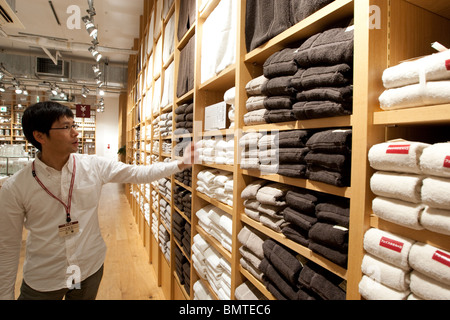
[0,0,143,63]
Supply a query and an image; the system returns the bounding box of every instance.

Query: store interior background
[0,0,144,160]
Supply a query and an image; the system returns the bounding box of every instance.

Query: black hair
[22,101,74,151]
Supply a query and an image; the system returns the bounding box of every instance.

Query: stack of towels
[305,129,352,187]
[173,211,190,252]
[159,112,173,139]
[261,48,298,124]
[368,141,450,235]
[238,225,267,282]
[197,137,234,165]
[174,167,192,187]
[175,246,191,295]
[162,141,171,155]
[224,87,236,129]
[379,49,450,110]
[239,131,263,170]
[258,129,310,177]
[158,178,171,201]
[195,204,233,253]
[359,228,450,300]
[241,180,289,233]
[196,169,233,206]
[174,102,194,135]
[234,281,267,300]
[159,224,170,262]
[173,185,191,219]
[291,26,354,120]
[244,76,269,126]
[193,280,214,300]
[192,233,232,300]
[159,197,171,229]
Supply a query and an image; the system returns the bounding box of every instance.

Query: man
[0,101,195,300]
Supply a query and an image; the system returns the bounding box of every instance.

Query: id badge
[58,221,80,238]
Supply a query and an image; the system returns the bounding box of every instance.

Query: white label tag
[58,221,80,238]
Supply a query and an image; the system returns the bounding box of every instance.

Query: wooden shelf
[373,104,450,125]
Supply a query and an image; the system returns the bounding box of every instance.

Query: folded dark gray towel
[261,76,297,96]
[308,241,348,268]
[282,206,317,231]
[298,262,346,300]
[259,258,299,300]
[315,199,350,228]
[294,26,354,67]
[264,109,296,123]
[281,224,310,247]
[296,86,353,103]
[291,0,335,24]
[263,239,302,286]
[277,164,307,178]
[177,0,196,41]
[177,36,195,97]
[278,130,310,148]
[263,96,296,110]
[279,147,310,164]
[285,189,319,215]
[291,64,353,91]
[307,165,350,187]
[308,222,348,251]
[175,103,189,115]
[263,278,288,300]
[185,103,194,114]
[175,114,186,122]
[293,101,352,120]
[263,48,298,79]
[305,151,350,173]
[306,129,352,154]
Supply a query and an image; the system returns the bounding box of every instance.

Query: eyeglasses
[49,124,79,132]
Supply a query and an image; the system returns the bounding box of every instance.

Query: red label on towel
[445,59,450,71]
[379,237,404,253]
[386,144,410,154]
[432,250,450,268]
[443,156,450,168]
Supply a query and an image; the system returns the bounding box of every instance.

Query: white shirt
[0,153,181,300]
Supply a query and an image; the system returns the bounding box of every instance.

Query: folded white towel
[379,81,450,110]
[235,281,267,300]
[363,228,415,270]
[244,207,260,221]
[256,183,289,206]
[239,132,263,148]
[382,50,450,89]
[224,87,236,105]
[246,95,267,111]
[246,75,269,96]
[237,226,266,259]
[244,109,267,126]
[240,158,260,170]
[359,275,410,300]
[419,142,450,178]
[372,196,425,230]
[368,141,430,174]
[421,176,450,210]
[408,242,450,286]
[370,171,423,203]
[420,206,450,236]
[361,254,411,291]
[241,179,268,199]
[410,270,450,300]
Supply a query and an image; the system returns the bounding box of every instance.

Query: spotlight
[15,86,22,94]
[22,87,28,96]
[81,86,90,98]
[0,84,5,92]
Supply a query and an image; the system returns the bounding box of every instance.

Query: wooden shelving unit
[125,0,450,300]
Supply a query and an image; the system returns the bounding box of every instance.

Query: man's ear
[33,131,47,145]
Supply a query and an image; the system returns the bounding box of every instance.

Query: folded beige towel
[421,176,450,210]
[419,142,450,178]
[372,196,425,230]
[410,270,450,300]
[408,242,450,286]
[361,254,411,291]
[363,228,415,271]
[368,141,430,174]
[420,206,450,236]
[370,171,423,203]
[359,275,410,300]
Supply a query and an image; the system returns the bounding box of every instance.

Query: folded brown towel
[282,206,317,231]
[263,48,298,79]
[175,103,189,115]
[298,262,346,300]
[308,222,348,251]
[305,151,350,173]
[306,165,350,187]
[281,224,310,247]
[296,86,353,103]
[308,241,348,268]
[293,101,352,120]
[294,26,354,67]
[277,164,307,178]
[306,129,352,154]
[261,76,297,96]
[285,189,319,215]
[291,0,335,24]
[259,258,299,300]
[315,198,350,228]
[263,96,296,110]
[278,130,310,148]
[177,0,196,41]
[291,64,352,90]
[264,109,296,123]
[279,147,310,163]
[263,239,302,286]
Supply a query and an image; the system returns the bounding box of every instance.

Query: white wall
[95,94,120,161]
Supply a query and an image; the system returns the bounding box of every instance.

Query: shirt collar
[35,152,75,175]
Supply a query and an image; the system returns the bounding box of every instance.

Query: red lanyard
[32,155,77,223]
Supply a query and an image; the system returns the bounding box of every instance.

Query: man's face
[44,116,79,155]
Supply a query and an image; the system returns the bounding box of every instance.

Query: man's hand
[177,142,197,170]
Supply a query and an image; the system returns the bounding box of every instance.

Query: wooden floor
[14,183,165,300]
